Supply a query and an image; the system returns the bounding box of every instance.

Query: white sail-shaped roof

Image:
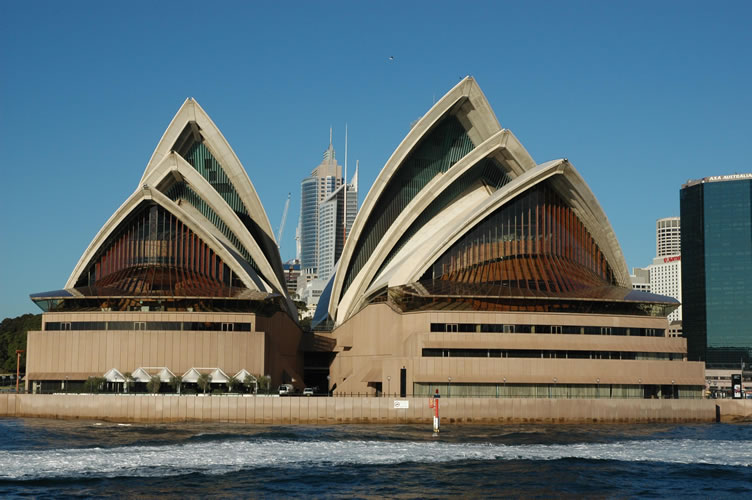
[325,76,630,324]
[65,97,293,313]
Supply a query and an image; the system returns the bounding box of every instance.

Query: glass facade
[31,294,285,313]
[413,382,702,399]
[75,203,241,292]
[375,157,512,281]
[387,280,677,317]
[422,348,681,360]
[175,123,285,291]
[45,321,252,332]
[300,177,319,271]
[681,177,752,367]
[164,182,260,274]
[340,114,475,301]
[317,183,357,282]
[429,322,664,336]
[429,181,616,290]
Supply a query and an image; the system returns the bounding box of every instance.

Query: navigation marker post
[428,389,441,433]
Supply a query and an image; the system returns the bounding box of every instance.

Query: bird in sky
[388,56,394,62]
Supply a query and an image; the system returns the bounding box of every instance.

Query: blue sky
[1,1,750,319]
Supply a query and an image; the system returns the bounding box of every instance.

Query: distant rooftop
[682,173,752,188]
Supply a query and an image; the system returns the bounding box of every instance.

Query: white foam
[0,438,748,480]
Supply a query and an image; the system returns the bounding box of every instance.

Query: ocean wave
[0,438,749,480]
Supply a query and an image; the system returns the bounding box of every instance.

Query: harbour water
[0,418,749,498]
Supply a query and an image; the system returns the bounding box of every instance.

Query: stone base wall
[1,394,749,424]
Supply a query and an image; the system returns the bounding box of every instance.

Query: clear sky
[1,1,750,319]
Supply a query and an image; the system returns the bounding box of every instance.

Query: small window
[62,322,72,331]
[221,323,233,332]
[134,322,146,330]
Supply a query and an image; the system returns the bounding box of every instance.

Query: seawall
[1,394,750,424]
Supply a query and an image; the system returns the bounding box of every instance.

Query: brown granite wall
[1,394,747,424]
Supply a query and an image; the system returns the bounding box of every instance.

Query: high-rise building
[657,217,681,257]
[299,131,343,273]
[282,258,302,296]
[630,268,651,292]
[631,217,683,322]
[317,165,358,282]
[681,173,752,368]
[648,255,682,322]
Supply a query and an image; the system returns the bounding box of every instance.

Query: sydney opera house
[26,76,704,399]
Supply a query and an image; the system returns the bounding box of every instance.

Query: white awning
[103,368,125,383]
[132,367,175,383]
[182,367,229,384]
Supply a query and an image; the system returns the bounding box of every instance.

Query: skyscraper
[630,217,682,322]
[680,173,752,367]
[299,131,343,273]
[657,217,681,257]
[317,164,358,281]
[649,254,682,323]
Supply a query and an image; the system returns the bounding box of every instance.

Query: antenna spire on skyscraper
[322,127,336,164]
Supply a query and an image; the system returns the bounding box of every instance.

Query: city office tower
[317,166,357,282]
[299,131,358,281]
[299,132,343,274]
[631,217,683,323]
[680,174,752,368]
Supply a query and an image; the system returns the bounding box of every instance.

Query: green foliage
[169,375,182,394]
[0,313,41,373]
[299,317,312,332]
[123,372,134,393]
[243,374,258,393]
[293,300,307,315]
[255,374,271,394]
[84,376,106,394]
[226,375,238,393]
[197,373,212,394]
[146,375,161,394]
[211,388,224,395]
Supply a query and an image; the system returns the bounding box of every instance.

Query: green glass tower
[680,174,752,368]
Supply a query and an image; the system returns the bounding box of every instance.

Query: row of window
[45,321,252,332]
[413,382,700,399]
[422,348,682,360]
[429,323,664,337]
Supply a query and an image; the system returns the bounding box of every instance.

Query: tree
[243,374,258,394]
[84,376,105,394]
[197,373,212,394]
[227,375,238,393]
[0,313,41,373]
[146,375,161,394]
[169,375,182,395]
[256,374,271,394]
[299,317,312,332]
[123,372,134,393]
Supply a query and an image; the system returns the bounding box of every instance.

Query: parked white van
[278,384,294,396]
